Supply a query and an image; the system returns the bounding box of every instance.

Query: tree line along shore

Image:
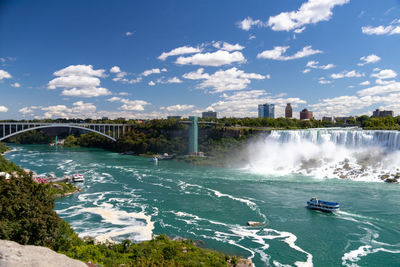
[5,116,400,167]
[0,143,253,266]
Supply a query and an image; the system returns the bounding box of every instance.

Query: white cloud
[48,65,110,97]
[110,66,121,73]
[212,41,245,51]
[318,78,332,84]
[371,69,397,80]
[362,20,400,35]
[257,46,322,61]
[358,54,381,66]
[360,81,370,86]
[357,81,400,96]
[249,35,256,40]
[206,90,306,118]
[303,69,311,74]
[19,107,34,114]
[306,60,335,70]
[107,97,150,111]
[166,77,182,84]
[61,87,111,97]
[237,17,265,31]
[158,46,203,61]
[183,67,266,93]
[331,70,364,79]
[0,70,12,80]
[163,104,195,112]
[267,0,350,32]
[142,68,161,76]
[148,81,155,86]
[176,50,246,67]
[11,82,20,87]
[53,65,105,77]
[125,32,133,36]
[119,92,129,96]
[0,106,8,112]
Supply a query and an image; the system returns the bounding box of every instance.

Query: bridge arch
[0,124,117,142]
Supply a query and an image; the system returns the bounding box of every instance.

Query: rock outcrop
[0,239,87,267]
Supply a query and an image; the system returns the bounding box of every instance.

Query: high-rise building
[258,103,275,118]
[372,109,393,117]
[300,109,313,120]
[202,111,217,118]
[285,103,292,118]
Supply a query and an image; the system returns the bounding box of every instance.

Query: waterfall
[245,128,400,182]
[269,128,400,150]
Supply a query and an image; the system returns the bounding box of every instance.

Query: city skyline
[1,0,400,120]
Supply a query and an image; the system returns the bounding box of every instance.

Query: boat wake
[245,128,400,183]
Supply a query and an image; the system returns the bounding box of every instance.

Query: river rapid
[4,128,400,266]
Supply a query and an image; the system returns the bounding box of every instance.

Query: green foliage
[63,235,231,266]
[0,173,61,247]
[8,130,52,144]
[0,154,23,173]
[63,135,79,147]
[0,142,10,154]
[358,116,400,130]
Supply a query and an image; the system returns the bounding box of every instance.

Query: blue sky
[1,0,400,119]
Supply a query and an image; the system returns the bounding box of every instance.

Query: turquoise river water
[5,131,400,266]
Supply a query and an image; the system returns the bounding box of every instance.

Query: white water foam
[245,128,400,182]
[342,227,400,267]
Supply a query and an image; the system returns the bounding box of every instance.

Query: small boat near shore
[71,173,84,182]
[307,197,339,212]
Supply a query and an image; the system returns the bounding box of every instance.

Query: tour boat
[307,197,339,212]
[72,173,84,182]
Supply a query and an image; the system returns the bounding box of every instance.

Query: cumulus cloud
[183,67,266,93]
[330,70,364,79]
[158,46,203,61]
[166,77,182,84]
[357,82,400,97]
[142,68,165,76]
[212,41,245,51]
[371,69,397,80]
[148,81,156,86]
[19,107,35,114]
[206,90,306,118]
[362,19,400,35]
[318,77,332,84]
[0,70,12,80]
[0,106,8,112]
[267,0,350,32]
[125,32,133,36]
[360,81,370,86]
[11,82,20,87]
[162,104,195,112]
[306,60,335,70]
[110,66,121,73]
[176,50,246,67]
[358,54,381,66]
[61,87,111,97]
[237,17,265,31]
[53,65,105,77]
[107,97,150,111]
[48,65,111,97]
[257,46,322,61]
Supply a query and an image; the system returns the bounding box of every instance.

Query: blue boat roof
[309,199,339,206]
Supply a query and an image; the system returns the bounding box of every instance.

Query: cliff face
[0,240,87,267]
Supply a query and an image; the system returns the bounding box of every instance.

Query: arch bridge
[0,122,134,142]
